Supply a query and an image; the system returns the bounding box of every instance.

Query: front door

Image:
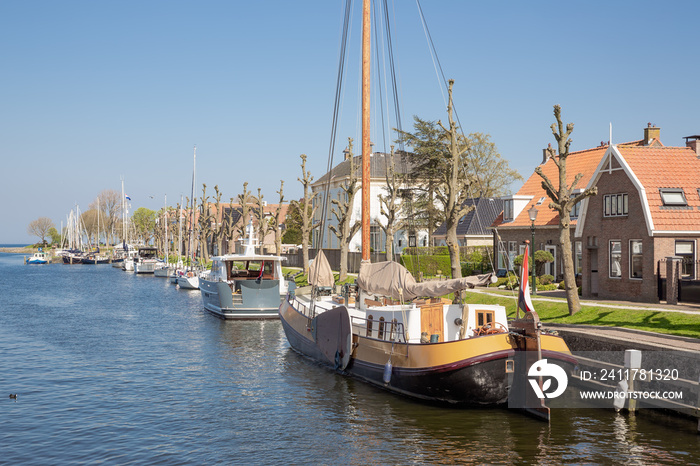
[420,304,444,342]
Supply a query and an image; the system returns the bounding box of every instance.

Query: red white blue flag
[518,244,535,314]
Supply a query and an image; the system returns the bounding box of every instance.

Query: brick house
[576,126,700,302]
[493,124,700,304]
[491,144,604,279]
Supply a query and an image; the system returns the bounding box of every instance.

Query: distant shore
[0,247,38,254]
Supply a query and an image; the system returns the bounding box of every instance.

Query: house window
[675,241,695,278]
[659,189,687,206]
[366,315,373,337]
[370,224,381,252]
[508,241,517,267]
[609,240,622,278]
[378,317,386,340]
[570,201,581,219]
[604,194,628,217]
[504,199,514,221]
[630,240,643,279]
[574,241,582,274]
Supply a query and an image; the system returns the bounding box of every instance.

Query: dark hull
[279,297,576,407]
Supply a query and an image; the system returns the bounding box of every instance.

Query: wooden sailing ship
[278,0,575,420]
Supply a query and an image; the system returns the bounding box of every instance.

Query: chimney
[685,135,700,158]
[643,122,660,145]
[542,143,553,164]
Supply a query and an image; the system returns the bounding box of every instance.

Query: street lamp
[528,205,538,295]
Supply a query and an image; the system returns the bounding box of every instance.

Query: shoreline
[0,247,38,254]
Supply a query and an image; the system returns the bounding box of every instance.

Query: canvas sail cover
[309,250,335,287]
[357,261,493,301]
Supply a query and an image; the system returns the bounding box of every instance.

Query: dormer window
[503,199,514,221]
[659,189,687,206]
[570,201,581,219]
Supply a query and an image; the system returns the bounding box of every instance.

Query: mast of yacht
[361,0,371,262]
[163,194,168,264]
[177,195,184,267]
[187,146,197,268]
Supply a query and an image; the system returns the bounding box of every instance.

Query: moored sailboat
[278,0,575,420]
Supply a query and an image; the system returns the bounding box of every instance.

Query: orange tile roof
[495,145,608,228]
[617,145,700,232]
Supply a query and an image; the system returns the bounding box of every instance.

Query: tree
[131,207,156,244]
[254,188,274,254]
[27,217,54,245]
[272,181,285,256]
[212,185,224,255]
[48,227,61,245]
[378,146,404,261]
[534,105,598,315]
[282,200,304,245]
[92,189,121,244]
[294,154,320,272]
[236,182,253,239]
[329,138,361,281]
[198,183,214,263]
[435,80,474,280]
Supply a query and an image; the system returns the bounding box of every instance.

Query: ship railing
[351,315,407,343]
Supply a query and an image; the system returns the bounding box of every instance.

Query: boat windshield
[227,259,277,280]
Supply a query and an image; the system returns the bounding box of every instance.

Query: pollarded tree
[435,80,474,279]
[534,105,598,315]
[27,217,55,245]
[378,146,404,262]
[254,188,275,254]
[294,154,320,273]
[272,181,285,256]
[329,138,361,282]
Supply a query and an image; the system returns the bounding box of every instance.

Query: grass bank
[463,292,700,339]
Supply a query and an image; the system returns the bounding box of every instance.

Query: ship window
[477,310,494,327]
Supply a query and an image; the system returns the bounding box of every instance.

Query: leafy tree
[282,200,304,244]
[535,105,597,315]
[131,207,156,244]
[48,227,61,245]
[27,217,54,245]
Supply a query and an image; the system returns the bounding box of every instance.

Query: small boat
[134,247,159,274]
[25,250,50,264]
[154,262,174,278]
[200,221,289,319]
[176,267,204,290]
[81,253,109,264]
[61,249,85,264]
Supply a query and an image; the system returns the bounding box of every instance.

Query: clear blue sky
[3,1,699,244]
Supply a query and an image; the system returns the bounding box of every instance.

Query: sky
[2,0,699,244]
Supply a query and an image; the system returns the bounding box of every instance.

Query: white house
[311,151,429,255]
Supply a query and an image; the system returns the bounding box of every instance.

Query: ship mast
[361,0,371,261]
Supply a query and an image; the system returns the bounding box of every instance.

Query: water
[1,251,699,464]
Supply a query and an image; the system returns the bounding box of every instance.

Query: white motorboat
[134,247,158,274]
[25,250,50,264]
[200,221,288,319]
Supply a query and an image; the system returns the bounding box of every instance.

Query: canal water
[1,251,698,464]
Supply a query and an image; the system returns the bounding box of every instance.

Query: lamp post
[528,205,538,295]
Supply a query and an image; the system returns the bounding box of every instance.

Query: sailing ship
[200,220,289,319]
[278,0,575,420]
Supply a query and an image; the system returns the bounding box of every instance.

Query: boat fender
[383,360,392,385]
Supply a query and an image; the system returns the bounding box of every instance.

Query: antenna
[609,122,612,146]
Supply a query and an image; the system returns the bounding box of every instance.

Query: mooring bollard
[625,349,642,412]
